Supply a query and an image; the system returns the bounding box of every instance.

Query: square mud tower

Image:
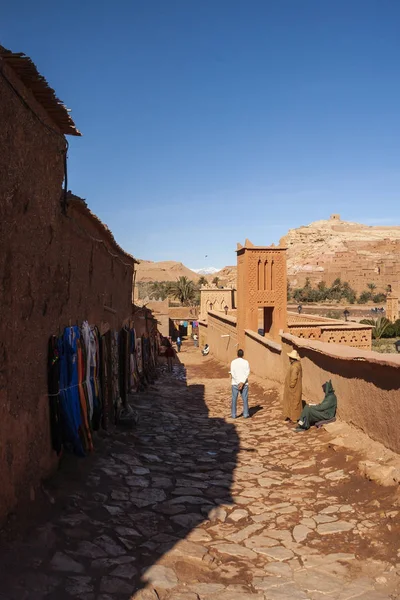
[386,291,399,323]
[236,239,287,346]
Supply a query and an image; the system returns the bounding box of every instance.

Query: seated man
[202,344,210,356]
[295,380,337,432]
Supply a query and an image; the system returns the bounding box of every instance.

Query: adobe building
[0,45,137,522]
[200,286,235,320]
[236,239,287,347]
[168,306,199,338]
[201,237,372,352]
[386,290,399,323]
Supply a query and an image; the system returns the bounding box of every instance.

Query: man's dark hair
[237,349,244,358]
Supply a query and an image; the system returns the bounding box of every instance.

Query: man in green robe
[295,380,337,432]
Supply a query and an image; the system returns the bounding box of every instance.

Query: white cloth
[230,357,250,387]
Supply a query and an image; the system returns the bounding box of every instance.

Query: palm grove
[289,278,387,305]
[137,276,220,306]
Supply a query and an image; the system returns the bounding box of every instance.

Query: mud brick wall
[203,313,400,454]
[0,62,134,522]
[206,312,238,364]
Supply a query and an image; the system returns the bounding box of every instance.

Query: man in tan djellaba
[283,350,302,422]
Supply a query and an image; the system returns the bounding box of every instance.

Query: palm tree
[149,281,172,301]
[198,276,207,286]
[169,276,196,305]
[212,276,220,287]
[361,316,391,340]
[367,282,377,292]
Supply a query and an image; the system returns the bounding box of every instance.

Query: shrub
[393,319,400,336]
[360,317,392,340]
[358,291,372,304]
[372,293,386,304]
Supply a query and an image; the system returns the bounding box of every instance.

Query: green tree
[149,281,172,301]
[372,293,386,304]
[198,275,208,286]
[212,276,220,286]
[169,276,197,306]
[358,290,372,304]
[367,282,377,292]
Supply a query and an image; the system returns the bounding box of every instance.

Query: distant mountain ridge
[191,267,220,275]
[136,216,400,293]
[135,260,199,283]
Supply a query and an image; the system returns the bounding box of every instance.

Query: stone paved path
[0,348,400,599]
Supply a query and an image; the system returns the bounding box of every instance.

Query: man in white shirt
[230,349,250,419]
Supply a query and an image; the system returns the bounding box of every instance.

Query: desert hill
[213,216,400,293]
[281,215,400,293]
[135,260,200,283]
[137,216,400,294]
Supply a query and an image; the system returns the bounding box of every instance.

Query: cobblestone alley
[0,348,399,600]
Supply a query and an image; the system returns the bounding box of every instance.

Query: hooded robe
[282,360,303,421]
[299,380,337,430]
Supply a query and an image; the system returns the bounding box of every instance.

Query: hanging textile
[81,321,94,421]
[119,327,130,408]
[91,327,102,431]
[76,335,93,451]
[111,330,121,407]
[100,331,111,429]
[136,337,143,375]
[58,327,85,457]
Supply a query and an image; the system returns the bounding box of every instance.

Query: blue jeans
[231,384,249,418]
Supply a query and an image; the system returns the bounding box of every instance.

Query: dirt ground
[0,347,399,600]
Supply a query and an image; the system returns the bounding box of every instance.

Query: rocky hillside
[135,260,200,283]
[137,216,400,294]
[281,215,400,293]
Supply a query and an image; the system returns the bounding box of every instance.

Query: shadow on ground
[0,352,239,599]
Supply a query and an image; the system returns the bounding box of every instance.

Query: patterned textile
[81,321,94,420]
[76,336,93,451]
[136,337,143,374]
[58,327,85,456]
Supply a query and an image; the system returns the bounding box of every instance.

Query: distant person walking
[282,350,303,422]
[176,336,182,352]
[230,349,250,419]
[165,344,175,372]
[193,333,198,347]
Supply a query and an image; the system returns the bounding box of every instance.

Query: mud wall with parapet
[281,333,400,454]
[203,310,400,454]
[244,330,284,389]
[0,62,134,523]
[205,312,238,366]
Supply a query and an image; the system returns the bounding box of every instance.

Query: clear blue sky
[2,1,400,269]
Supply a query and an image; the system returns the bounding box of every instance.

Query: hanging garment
[103,329,117,426]
[111,330,121,406]
[81,321,94,420]
[136,337,143,374]
[100,333,110,429]
[59,327,85,456]
[118,327,130,408]
[76,336,93,451]
[90,327,102,431]
[47,335,63,455]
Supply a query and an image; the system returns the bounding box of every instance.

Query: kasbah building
[1,42,400,599]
